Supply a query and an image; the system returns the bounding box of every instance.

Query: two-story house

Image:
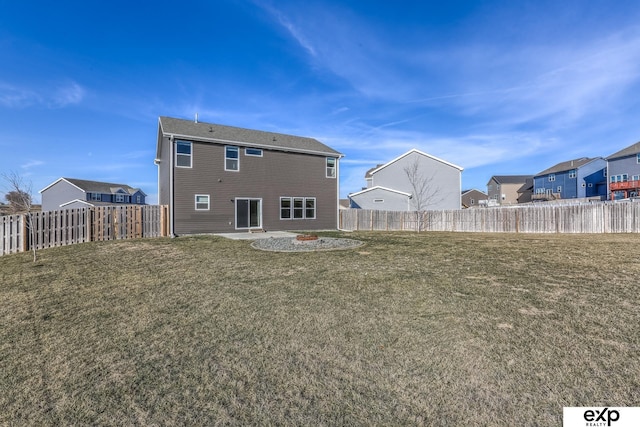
[348,149,463,211]
[461,189,488,208]
[533,157,607,201]
[606,141,640,200]
[486,175,533,206]
[155,116,343,235]
[40,178,147,211]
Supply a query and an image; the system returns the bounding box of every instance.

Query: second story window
[89,192,101,201]
[548,174,556,182]
[225,146,239,171]
[115,194,125,203]
[176,140,192,168]
[569,169,576,178]
[326,157,336,178]
[245,148,263,157]
[637,153,640,164]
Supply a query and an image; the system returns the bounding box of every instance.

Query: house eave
[161,131,342,158]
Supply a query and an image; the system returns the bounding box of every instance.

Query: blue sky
[2,0,640,203]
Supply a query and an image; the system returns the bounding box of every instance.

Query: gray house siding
[369,151,461,210]
[349,187,410,211]
[41,180,84,211]
[172,141,338,234]
[608,154,640,179]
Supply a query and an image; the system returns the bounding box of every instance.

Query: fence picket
[340,203,640,234]
[0,205,168,256]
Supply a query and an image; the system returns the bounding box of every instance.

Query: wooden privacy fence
[0,205,169,256]
[340,202,640,233]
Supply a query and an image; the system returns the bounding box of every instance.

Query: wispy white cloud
[53,82,85,107]
[21,160,44,169]
[0,80,86,109]
[256,1,317,56]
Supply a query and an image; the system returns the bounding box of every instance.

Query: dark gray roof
[488,175,533,185]
[63,178,145,195]
[606,141,640,160]
[517,177,534,194]
[158,116,342,157]
[535,157,600,176]
[364,164,384,178]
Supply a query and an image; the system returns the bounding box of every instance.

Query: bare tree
[403,157,443,232]
[2,171,37,262]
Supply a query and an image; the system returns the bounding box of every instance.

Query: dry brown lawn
[1,232,638,425]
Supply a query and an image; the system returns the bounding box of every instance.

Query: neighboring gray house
[349,149,463,211]
[40,178,147,211]
[155,116,343,235]
[606,141,640,200]
[461,189,488,208]
[486,175,533,206]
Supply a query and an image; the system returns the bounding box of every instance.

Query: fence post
[22,214,28,252]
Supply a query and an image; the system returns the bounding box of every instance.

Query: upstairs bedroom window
[326,157,336,178]
[226,146,239,171]
[176,140,192,168]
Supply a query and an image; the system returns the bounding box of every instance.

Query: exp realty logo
[563,407,640,427]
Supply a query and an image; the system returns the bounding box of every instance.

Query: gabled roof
[366,148,463,178]
[535,157,602,176]
[487,175,533,185]
[461,189,488,196]
[349,186,412,198]
[517,178,534,194]
[606,141,640,160]
[40,178,146,196]
[157,116,342,158]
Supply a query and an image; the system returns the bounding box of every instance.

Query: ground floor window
[195,194,210,210]
[280,197,316,220]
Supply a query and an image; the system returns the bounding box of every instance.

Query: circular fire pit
[295,234,318,241]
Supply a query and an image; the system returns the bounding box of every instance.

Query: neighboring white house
[348,149,463,211]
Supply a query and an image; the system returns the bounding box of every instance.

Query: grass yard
[1,232,639,425]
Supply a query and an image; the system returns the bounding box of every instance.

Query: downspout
[169,134,175,237]
[336,156,341,230]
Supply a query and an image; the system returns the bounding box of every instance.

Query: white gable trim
[59,199,95,208]
[349,186,412,198]
[369,148,463,177]
[39,177,86,194]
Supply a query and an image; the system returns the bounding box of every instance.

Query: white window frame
[569,169,576,179]
[557,186,562,193]
[225,146,239,171]
[115,194,125,203]
[305,198,316,219]
[548,174,556,182]
[176,140,192,168]
[195,194,210,211]
[326,157,336,178]
[280,196,316,220]
[136,195,141,204]
[89,192,101,201]
[637,153,640,164]
[245,147,263,157]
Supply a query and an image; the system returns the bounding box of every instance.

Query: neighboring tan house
[606,141,640,200]
[348,149,463,211]
[461,189,488,208]
[40,178,147,211]
[486,175,533,206]
[155,116,343,235]
[533,157,607,201]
